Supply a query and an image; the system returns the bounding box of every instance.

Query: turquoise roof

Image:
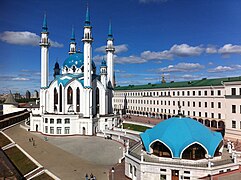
[42,14,48,32]
[55,74,84,87]
[70,27,75,42]
[108,21,113,40]
[63,52,96,69]
[85,6,90,26]
[140,117,223,158]
[101,58,107,67]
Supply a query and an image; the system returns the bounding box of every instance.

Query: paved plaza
[4,124,124,180]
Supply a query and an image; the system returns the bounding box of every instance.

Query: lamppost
[111,167,114,180]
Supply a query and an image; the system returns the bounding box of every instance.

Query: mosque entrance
[171,170,179,180]
[82,127,86,135]
[36,124,38,132]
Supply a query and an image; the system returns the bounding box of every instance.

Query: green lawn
[32,173,54,180]
[0,133,11,147]
[123,123,150,132]
[4,146,37,175]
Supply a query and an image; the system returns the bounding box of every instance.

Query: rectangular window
[65,127,70,134]
[173,101,175,106]
[211,102,214,108]
[182,91,185,96]
[218,113,221,119]
[160,169,166,172]
[199,102,201,107]
[184,171,190,174]
[218,102,221,108]
[232,120,236,128]
[205,102,207,108]
[50,118,54,124]
[188,101,190,107]
[199,112,201,117]
[45,118,48,123]
[65,118,70,124]
[187,91,190,96]
[193,91,195,96]
[193,111,195,116]
[57,127,61,134]
[198,91,201,96]
[204,91,207,96]
[231,88,236,95]
[182,101,185,107]
[45,126,48,133]
[211,90,214,96]
[188,111,190,116]
[211,113,214,118]
[218,90,221,96]
[129,164,132,174]
[57,119,62,124]
[205,112,208,118]
[50,127,54,134]
[232,105,236,113]
[193,102,195,107]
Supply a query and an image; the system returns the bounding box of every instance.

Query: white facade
[113,78,241,140]
[30,10,118,135]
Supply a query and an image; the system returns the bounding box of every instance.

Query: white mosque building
[30,8,118,135]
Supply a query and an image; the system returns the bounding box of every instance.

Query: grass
[32,173,54,180]
[123,123,150,132]
[4,146,37,175]
[0,133,11,147]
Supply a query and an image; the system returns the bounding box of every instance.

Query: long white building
[30,8,118,135]
[113,76,241,139]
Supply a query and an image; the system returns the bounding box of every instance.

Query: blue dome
[101,59,107,67]
[140,117,223,158]
[63,52,96,69]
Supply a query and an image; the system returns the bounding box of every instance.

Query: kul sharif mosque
[30,7,119,135]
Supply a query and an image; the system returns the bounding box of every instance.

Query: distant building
[26,90,31,99]
[14,93,21,100]
[3,91,20,114]
[113,76,241,140]
[33,90,39,98]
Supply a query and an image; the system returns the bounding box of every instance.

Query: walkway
[4,124,123,180]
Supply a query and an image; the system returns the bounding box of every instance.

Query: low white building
[125,116,239,180]
[30,7,118,135]
[113,76,241,140]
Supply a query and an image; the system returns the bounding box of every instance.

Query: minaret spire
[71,26,75,42]
[108,20,113,40]
[42,13,48,32]
[85,4,90,26]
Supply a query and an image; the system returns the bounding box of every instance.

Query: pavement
[3,124,124,180]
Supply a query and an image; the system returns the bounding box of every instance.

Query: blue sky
[1,0,241,94]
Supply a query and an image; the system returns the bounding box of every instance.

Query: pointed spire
[108,20,113,38]
[42,13,48,32]
[101,57,107,67]
[70,26,75,42]
[85,4,90,26]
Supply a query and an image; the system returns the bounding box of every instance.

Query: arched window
[67,86,73,104]
[54,88,58,111]
[96,87,99,114]
[182,143,207,160]
[76,87,80,112]
[59,85,62,112]
[150,141,172,158]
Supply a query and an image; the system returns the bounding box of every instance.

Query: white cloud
[169,44,204,57]
[95,44,128,54]
[141,50,173,60]
[0,31,63,48]
[218,44,241,55]
[115,55,147,64]
[208,65,241,73]
[12,77,30,81]
[115,69,126,73]
[181,74,200,80]
[206,47,217,54]
[158,62,204,73]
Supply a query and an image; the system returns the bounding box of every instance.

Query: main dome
[63,52,96,69]
[140,117,223,158]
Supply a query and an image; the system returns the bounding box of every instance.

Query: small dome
[101,59,107,67]
[140,117,223,158]
[63,52,96,69]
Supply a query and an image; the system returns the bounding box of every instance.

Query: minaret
[40,14,50,88]
[100,58,107,89]
[69,27,76,54]
[82,6,93,88]
[106,21,115,88]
